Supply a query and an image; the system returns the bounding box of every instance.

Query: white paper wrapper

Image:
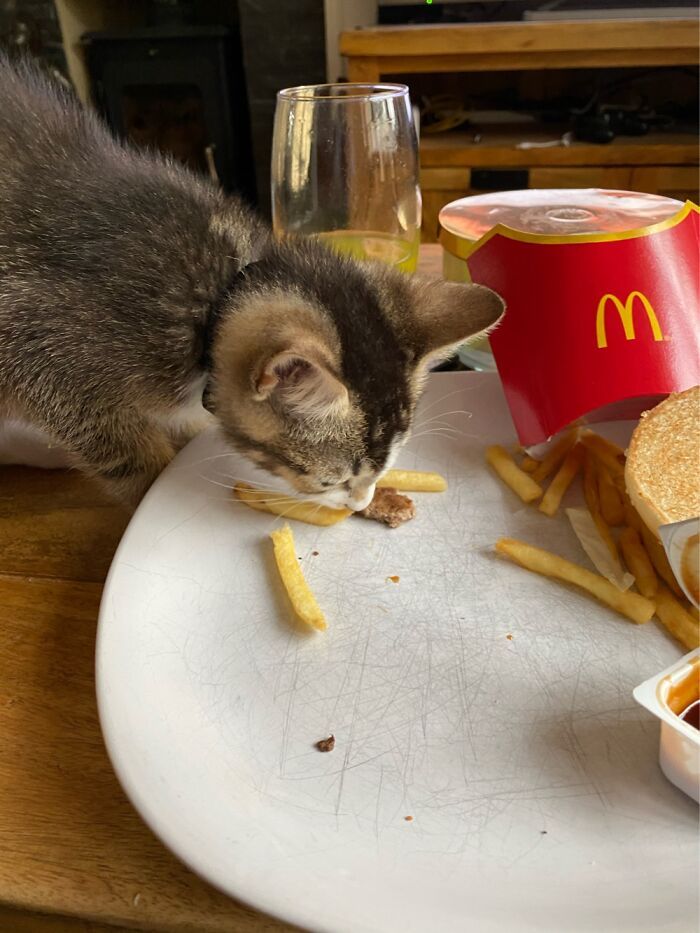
[566,507,634,591]
[658,517,700,609]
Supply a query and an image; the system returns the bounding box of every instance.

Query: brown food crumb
[506,633,514,641]
[315,735,335,753]
[312,550,319,556]
[386,575,400,584]
[404,815,414,822]
[359,487,415,529]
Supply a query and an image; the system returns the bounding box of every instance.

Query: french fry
[234,482,350,526]
[623,502,644,534]
[582,449,600,515]
[580,432,625,480]
[597,462,625,526]
[583,452,619,563]
[622,500,685,597]
[486,445,543,503]
[539,444,585,517]
[495,538,655,624]
[270,524,327,631]
[531,430,578,483]
[655,584,700,651]
[639,522,684,598]
[619,526,659,598]
[377,469,447,492]
[585,431,625,461]
[520,455,539,474]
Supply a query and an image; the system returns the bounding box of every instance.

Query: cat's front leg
[155,375,216,452]
[63,414,176,507]
[161,408,216,453]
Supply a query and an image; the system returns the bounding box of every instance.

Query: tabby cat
[0,58,504,510]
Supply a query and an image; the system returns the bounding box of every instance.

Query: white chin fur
[314,482,376,513]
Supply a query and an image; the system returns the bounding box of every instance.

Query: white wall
[323,0,377,82]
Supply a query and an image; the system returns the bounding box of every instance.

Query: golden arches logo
[596,291,663,349]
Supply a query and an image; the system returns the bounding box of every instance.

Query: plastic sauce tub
[634,649,700,803]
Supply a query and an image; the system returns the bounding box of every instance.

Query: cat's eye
[319,481,335,488]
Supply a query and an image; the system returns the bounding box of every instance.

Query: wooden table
[0,247,442,933]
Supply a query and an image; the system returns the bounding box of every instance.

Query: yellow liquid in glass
[315,230,419,274]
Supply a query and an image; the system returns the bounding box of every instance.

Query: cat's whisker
[410,427,463,441]
[415,387,474,417]
[213,473,274,489]
[411,429,484,447]
[200,475,235,491]
[228,489,331,507]
[183,451,238,467]
[171,452,246,475]
[199,475,295,501]
[415,431,464,441]
[212,476,304,499]
[410,423,460,437]
[426,408,474,420]
[412,409,474,430]
[411,426,462,437]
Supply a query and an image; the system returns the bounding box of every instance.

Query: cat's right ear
[253,346,349,422]
[410,278,505,365]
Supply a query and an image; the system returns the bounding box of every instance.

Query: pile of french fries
[487,431,699,650]
[233,469,447,632]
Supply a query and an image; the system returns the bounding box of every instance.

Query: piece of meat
[359,486,415,528]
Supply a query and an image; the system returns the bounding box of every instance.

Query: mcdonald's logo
[596,291,664,349]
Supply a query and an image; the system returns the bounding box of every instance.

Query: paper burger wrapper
[457,196,700,446]
[659,518,700,609]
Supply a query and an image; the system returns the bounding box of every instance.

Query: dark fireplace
[82,24,256,202]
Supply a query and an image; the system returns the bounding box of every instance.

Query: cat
[0,57,504,511]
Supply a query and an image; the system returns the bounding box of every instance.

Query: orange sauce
[664,657,700,731]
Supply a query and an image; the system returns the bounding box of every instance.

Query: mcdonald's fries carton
[439,190,700,446]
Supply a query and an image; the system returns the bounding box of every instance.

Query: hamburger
[625,386,700,535]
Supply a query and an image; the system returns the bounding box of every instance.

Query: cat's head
[209,239,504,511]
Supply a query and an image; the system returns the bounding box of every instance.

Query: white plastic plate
[97,373,697,933]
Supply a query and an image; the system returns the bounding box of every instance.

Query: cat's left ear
[253,345,349,422]
[410,278,505,365]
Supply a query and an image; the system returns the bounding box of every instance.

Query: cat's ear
[410,278,505,364]
[253,346,349,421]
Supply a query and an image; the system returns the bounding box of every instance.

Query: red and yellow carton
[440,191,700,446]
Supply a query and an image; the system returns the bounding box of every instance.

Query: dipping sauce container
[634,650,700,802]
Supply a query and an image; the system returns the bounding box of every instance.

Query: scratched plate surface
[98,373,697,933]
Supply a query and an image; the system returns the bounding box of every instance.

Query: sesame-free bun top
[625,386,700,535]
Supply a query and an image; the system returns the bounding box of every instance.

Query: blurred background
[1,0,697,224]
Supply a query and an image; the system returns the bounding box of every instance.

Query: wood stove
[82,23,256,202]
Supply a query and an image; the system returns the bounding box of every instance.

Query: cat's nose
[348,483,375,512]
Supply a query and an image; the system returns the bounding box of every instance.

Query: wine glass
[271,83,421,273]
